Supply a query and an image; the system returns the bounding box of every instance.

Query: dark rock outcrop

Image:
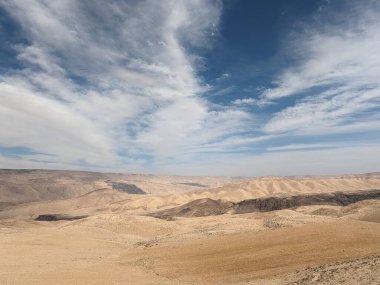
[177,183,208,187]
[234,189,380,213]
[111,182,146,194]
[150,198,235,220]
[150,189,380,219]
[35,214,88,221]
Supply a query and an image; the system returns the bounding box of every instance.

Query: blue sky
[0,0,380,176]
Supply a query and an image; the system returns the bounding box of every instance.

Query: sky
[0,0,380,176]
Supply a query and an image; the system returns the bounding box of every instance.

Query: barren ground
[0,170,379,284]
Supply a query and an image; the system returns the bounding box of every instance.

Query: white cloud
[0,82,114,164]
[215,73,231,82]
[208,86,236,97]
[262,1,380,135]
[1,0,379,176]
[267,143,338,152]
[0,0,259,171]
[232,98,257,106]
[232,97,273,108]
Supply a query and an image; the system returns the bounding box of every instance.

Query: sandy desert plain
[0,169,380,284]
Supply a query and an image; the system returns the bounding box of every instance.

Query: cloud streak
[0,0,379,175]
[0,0,258,171]
[262,1,380,135]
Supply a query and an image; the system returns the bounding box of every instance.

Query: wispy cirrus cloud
[0,0,258,172]
[232,97,272,108]
[267,143,338,152]
[1,0,379,176]
[262,1,380,135]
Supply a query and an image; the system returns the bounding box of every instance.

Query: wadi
[0,169,379,284]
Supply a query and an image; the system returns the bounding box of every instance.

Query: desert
[1,0,380,284]
[0,169,380,284]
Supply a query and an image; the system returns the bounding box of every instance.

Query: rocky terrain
[150,189,380,219]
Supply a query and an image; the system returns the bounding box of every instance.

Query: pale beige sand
[1,210,380,284]
[1,171,380,284]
